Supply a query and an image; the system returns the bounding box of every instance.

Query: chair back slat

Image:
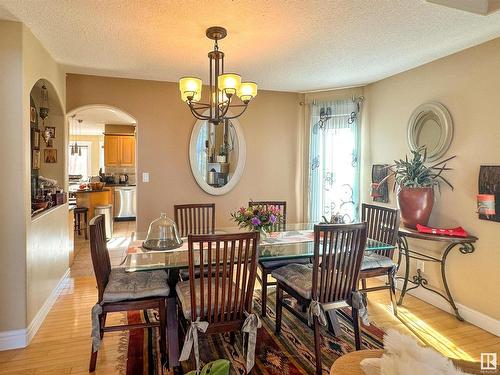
[248,200,287,231]
[312,223,367,304]
[187,232,259,324]
[174,203,216,237]
[361,203,400,257]
[89,215,112,302]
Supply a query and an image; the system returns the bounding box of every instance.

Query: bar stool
[74,207,89,240]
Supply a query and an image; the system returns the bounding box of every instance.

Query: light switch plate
[142,172,150,182]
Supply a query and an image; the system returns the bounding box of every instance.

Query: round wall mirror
[407,102,453,161]
[189,116,246,195]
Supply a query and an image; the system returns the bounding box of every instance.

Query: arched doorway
[65,105,138,237]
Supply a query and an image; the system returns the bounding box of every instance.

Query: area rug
[125,290,385,374]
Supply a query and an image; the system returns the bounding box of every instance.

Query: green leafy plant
[381,147,455,192]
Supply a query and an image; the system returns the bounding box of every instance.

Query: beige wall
[0,21,26,332]
[0,20,68,335]
[69,134,103,176]
[23,24,69,333]
[364,37,500,320]
[66,75,304,231]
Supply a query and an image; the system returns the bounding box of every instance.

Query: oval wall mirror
[189,116,246,195]
[407,102,453,161]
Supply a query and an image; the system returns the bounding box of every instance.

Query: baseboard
[377,276,500,337]
[0,268,70,351]
[0,329,27,350]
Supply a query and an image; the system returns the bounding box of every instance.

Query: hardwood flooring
[0,221,498,374]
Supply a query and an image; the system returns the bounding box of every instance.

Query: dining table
[123,223,395,371]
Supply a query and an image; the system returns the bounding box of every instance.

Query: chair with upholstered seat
[88,215,169,372]
[176,231,260,373]
[248,200,311,317]
[273,223,367,375]
[359,204,400,315]
[174,203,215,237]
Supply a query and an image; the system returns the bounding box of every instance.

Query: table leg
[326,309,342,337]
[166,269,182,373]
[397,236,410,305]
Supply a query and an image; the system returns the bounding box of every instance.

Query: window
[308,99,361,223]
[68,142,91,178]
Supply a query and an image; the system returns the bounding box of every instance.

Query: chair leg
[99,313,107,339]
[361,278,367,291]
[313,316,323,375]
[89,347,98,372]
[275,284,283,335]
[388,270,398,317]
[352,306,362,350]
[261,269,268,318]
[229,332,236,345]
[84,211,88,240]
[159,299,167,368]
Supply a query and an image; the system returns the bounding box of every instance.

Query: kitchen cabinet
[104,135,135,167]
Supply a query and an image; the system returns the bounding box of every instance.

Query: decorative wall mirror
[189,115,246,195]
[407,102,453,161]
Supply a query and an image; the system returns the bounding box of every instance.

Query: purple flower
[251,217,261,226]
[269,214,276,224]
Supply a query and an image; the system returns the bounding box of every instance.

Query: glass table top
[124,223,395,272]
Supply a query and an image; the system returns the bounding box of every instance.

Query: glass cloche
[142,213,183,251]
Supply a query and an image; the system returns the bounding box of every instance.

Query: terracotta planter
[397,187,434,229]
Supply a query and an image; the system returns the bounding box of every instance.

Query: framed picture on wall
[31,128,40,150]
[45,126,56,139]
[30,106,37,123]
[46,138,54,148]
[44,149,57,163]
[32,150,40,170]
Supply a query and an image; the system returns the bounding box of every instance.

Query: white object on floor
[360,329,469,375]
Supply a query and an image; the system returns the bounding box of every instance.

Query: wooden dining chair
[273,223,367,375]
[88,215,169,372]
[174,203,216,237]
[359,204,400,315]
[176,231,260,370]
[248,200,311,318]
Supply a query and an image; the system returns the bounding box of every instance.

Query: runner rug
[125,291,385,374]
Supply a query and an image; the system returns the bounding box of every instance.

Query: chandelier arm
[225,103,249,119]
[190,102,212,109]
[188,105,211,120]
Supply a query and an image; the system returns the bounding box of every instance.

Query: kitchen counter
[75,188,111,193]
[105,184,136,187]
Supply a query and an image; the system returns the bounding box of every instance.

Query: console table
[396,228,478,321]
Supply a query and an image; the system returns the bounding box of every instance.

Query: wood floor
[0,221,499,374]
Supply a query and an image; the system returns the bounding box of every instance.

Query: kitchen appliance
[119,173,129,184]
[114,186,136,220]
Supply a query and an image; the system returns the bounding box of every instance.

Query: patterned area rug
[125,290,385,374]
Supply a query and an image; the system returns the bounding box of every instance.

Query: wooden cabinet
[104,135,135,167]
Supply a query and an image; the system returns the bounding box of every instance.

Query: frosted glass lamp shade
[143,213,183,251]
[237,82,258,102]
[217,73,241,95]
[179,77,202,102]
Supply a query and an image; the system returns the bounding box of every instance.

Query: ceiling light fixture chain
[179,26,258,125]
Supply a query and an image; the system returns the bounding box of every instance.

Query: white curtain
[68,144,90,178]
[308,99,361,223]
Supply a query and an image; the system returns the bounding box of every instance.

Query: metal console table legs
[396,228,478,321]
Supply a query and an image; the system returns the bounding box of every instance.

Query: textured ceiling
[2,0,500,91]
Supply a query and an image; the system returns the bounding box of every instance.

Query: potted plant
[383,147,455,229]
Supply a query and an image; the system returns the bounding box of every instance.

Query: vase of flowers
[231,203,283,238]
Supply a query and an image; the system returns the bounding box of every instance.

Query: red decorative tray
[416,224,469,238]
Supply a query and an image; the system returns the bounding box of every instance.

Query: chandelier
[179,26,257,125]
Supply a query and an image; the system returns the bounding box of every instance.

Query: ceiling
[2,0,500,92]
[69,107,136,135]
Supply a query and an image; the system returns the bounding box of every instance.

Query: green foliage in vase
[381,147,455,192]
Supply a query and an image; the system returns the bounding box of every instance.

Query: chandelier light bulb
[238,82,258,103]
[218,73,241,96]
[179,77,202,101]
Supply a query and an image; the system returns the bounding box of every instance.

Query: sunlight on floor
[373,302,475,361]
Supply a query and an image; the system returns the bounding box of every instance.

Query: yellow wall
[364,37,500,320]
[69,134,104,176]
[66,74,304,231]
